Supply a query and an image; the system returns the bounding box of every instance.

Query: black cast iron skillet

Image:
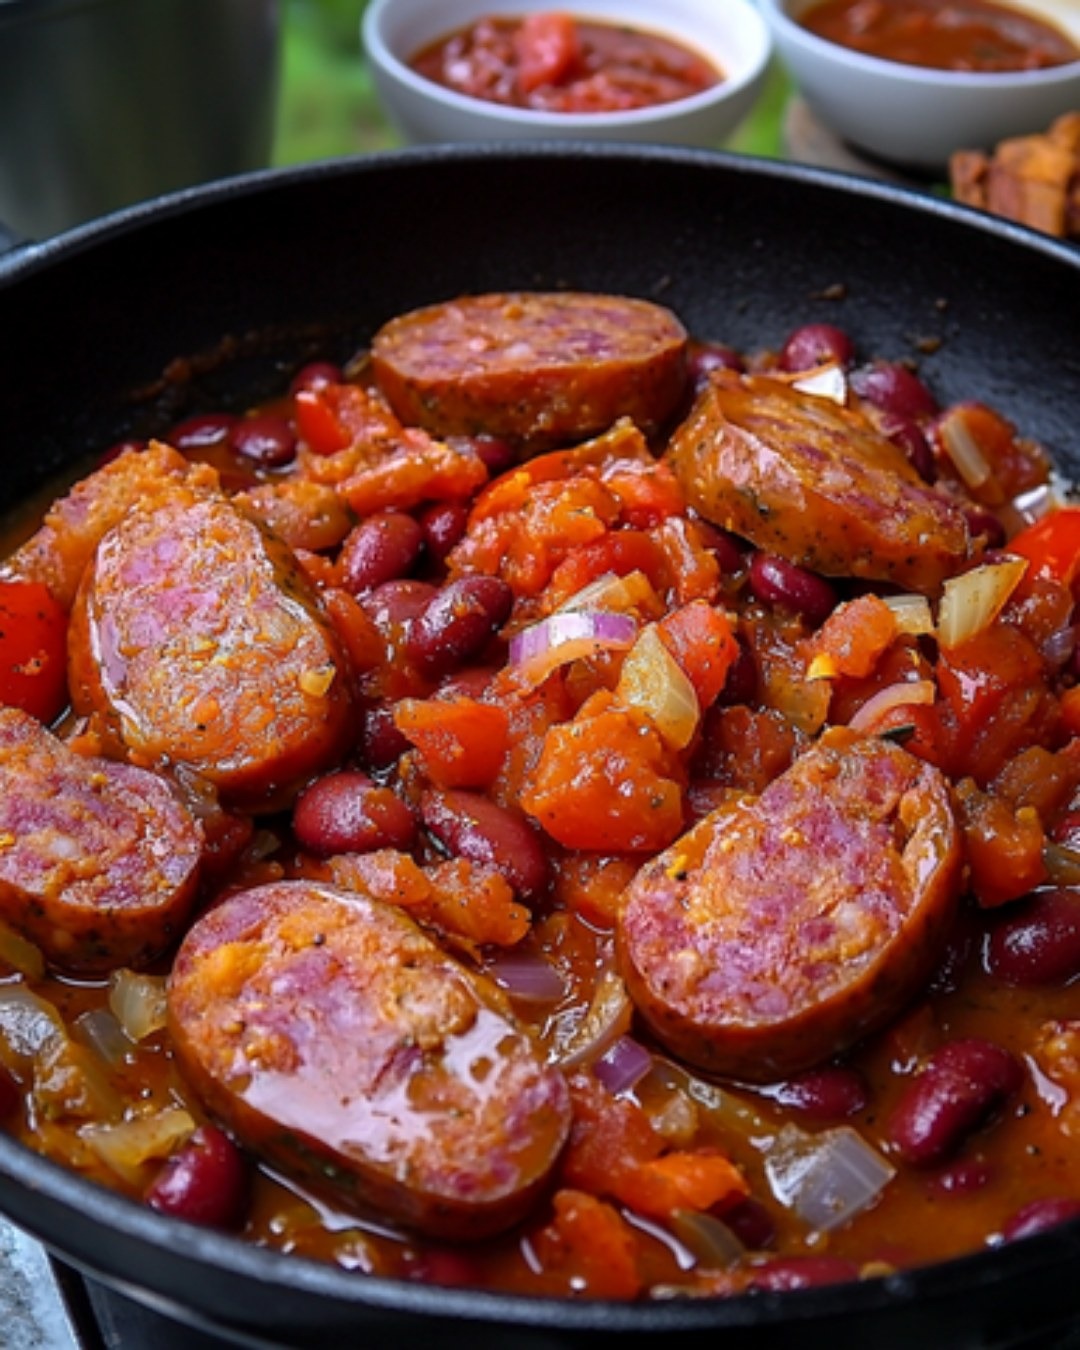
[2,143,1080,1350]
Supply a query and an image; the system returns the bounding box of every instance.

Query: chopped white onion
[508,609,637,687]
[848,679,936,735]
[81,1106,196,1184]
[555,569,660,616]
[0,922,45,982]
[881,593,935,637]
[593,1034,654,1096]
[669,1208,747,1266]
[765,1124,895,1232]
[937,557,1028,651]
[616,624,700,750]
[553,967,633,1069]
[73,1008,132,1068]
[791,362,848,406]
[108,969,169,1042]
[0,984,67,1072]
[487,953,566,1005]
[938,406,994,490]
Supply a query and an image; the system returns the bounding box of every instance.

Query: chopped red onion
[487,953,566,1004]
[593,1034,654,1096]
[508,610,637,685]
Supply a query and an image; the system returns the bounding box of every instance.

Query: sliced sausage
[68,489,357,810]
[168,880,571,1239]
[665,370,977,594]
[617,729,963,1082]
[0,442,218,610]
[0,707,202,972]
[371,291,689,448]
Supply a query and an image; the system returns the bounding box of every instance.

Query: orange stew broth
[3,306,1080,1300]
[409,12,721,113]
[798,0,1080,73]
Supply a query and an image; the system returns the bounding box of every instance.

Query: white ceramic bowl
[361,0,773,148]
[760,0,1080,172]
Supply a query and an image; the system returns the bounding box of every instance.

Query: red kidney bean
[361,579,438,638]
[293,770,417,856]
[404,1245,485,1288]
[229,412,297,468]
[962,504,1007,551]
[0,1062,19,1120]
[1051,811,1080,851]
[715,641,757,706]
[1001,1197,1080,1241]
[168,411,238,449]
[850,361,938,421]
[722,1197,776,1251]
[144,1124,249,1229]
[340,512,426,595]
[886,1037,1024,1167]
[688,341,746,385]
[455,434,515,477]
[289,360,343,395]
[877,412,936,482]
[767,1065,869,1120]
[983,888,1080,986]
[749,1256,861,1291]
[419,500,470,567]
[421,787,548,901]
[406,576,513,679]
[748,552,838,627]
[779,323,855,373]
[693,519,746,577]
[359,702,412,770]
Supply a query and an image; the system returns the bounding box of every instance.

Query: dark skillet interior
[2,143,1080,1350]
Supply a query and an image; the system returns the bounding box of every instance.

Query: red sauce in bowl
[798,0,1080,72]
[408,11,722,113]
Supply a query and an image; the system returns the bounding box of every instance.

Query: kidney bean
[748,1256,861,1291]
[1001,1197,1080,1241]
[768,1065,869,1120]
[289,360,343,395]
[145,1124,249,1229]
[419,500,470,567]
[962,504,1007,551]
[456,434,515,477]
[850,361,938,421]
[421,787,548,901]
[406,576,513,679]
[688,341,745,386]
[877,412,936,483]
[293,770,417,856]
[404,1245,486,1288]
[0,1062,18,1120]
[722,1197,776,1251]
[748,552,838,627]
[359,702,412,770]
[360,579,438,639]
[715,641,757,706]
[1052,811,1080,852]
[983,888,1080,986]
[779,323,855,373]
[168,411,238,450]
[340,512,426,595]
[886,1037,1024,1167]
[229,412,297,468]
[693,519,746,577]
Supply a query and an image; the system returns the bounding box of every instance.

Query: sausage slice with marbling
[617,730,963,1082]
[0,707,202,973]
[168,880,572,1239]
[68,489,357,811]
[371,291,690,448]
[666,369,977,594]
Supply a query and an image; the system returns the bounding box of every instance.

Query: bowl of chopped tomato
[761,0,1080,172]
[362,0,773,147]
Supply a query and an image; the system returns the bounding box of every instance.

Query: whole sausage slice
[371,291,689,448]
[68,489,356,811]
[666,370,976,594]
[617,730,962,1082]
[168,880,571,1239]
[0,707,202,973]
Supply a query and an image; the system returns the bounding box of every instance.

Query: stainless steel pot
[0,0,281,238]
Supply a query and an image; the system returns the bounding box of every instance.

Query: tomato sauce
[3,298,1080,1302]
[409,11,721,113]
[799,0,1080,72]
